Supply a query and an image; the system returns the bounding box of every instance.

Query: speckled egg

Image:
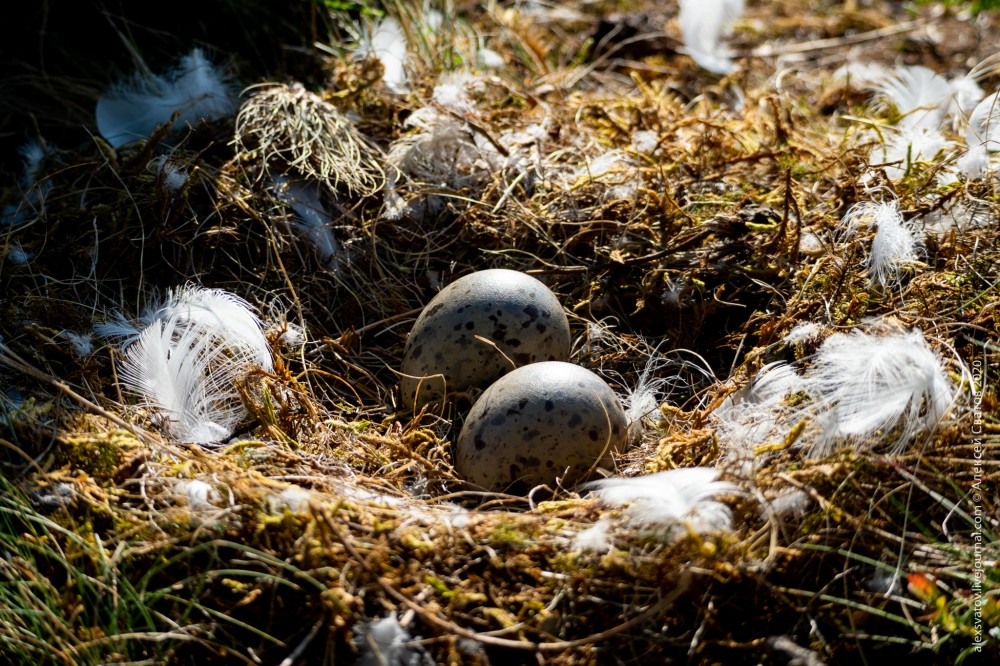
[455,361,628,492]
[400,269,571,409]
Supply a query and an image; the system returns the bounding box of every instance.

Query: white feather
[119,318,246,444]
[5,242,32,265]
[802,327,956,458]
[783,322,822,345]
[143,285,273,372]
[270,485,313,513]
[62,331,94,356]
[584,467,737,534]
[110,285,272,444]
[954,144,993,180]
[631,130,659,154]
[868,126,949,180]
[833,61,891,89]
[947,75,985,122]
[712,362,800,472]
[678,0,744,75]
[874,65,952,129]
[620,351,673,443]
[572,519,613,553]
[431,73,478,114]
[96,49,235,148]
[149,156,189,193]
[174,479,220,509]
[841,200,920,290]
[18,141,47,190]
[477,48,504,69]
[353,613,428,666]
[358,17,409,94]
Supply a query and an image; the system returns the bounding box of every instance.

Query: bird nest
[1,0,998,664]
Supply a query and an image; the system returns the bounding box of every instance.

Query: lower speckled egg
[400,269,571,409]
[455,361,628,492]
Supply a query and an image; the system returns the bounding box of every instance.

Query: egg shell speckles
[400,269,571,409]
[455,361,628,492]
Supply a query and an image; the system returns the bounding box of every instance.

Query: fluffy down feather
[96,49,235,148]
[874,65,953,129]
[841,200,921,290]
[803,327,957,458]
[584,467,737,535]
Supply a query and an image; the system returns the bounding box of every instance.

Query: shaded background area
[0,0,332,176]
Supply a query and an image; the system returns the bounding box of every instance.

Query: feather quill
[96,49,235,148]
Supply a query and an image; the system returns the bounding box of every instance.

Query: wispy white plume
[5,242,32,265]
[579,149,630,180]
[62,331,94,356]
[584,467,738,536]
[108,285,272,445]
[922,199,992,237]
[868,126,949,180]
[149,155,189,193]
[713,362,800,472]
[953,143,992,180]
[841,200,920,290]
[783,322,822,345]
[802,327,957,458]
[574,318,617,358]
[572,519,613,553]
[631,130,659,154]
[353,613,430,666]
[119,319,249,444]
[874,65,953,129]
[97,49,236,148]
[766,488,812,518]
[270,485,313,513]
[833,61,891,89]
[357,17,409,94]
[678,0,744,75]
[271,175,342,269]
[477,47,504,70]
[2,142,53,226]
[619,350,673,443]
[173,479,220,509]
[18,141,47,190]
[102,285,273,371]
[947,75,985,122]
[570,149,640,200]
[431,73,479,114]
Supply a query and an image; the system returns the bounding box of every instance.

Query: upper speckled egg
[400,269,571,409]
[455,361,627,492]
